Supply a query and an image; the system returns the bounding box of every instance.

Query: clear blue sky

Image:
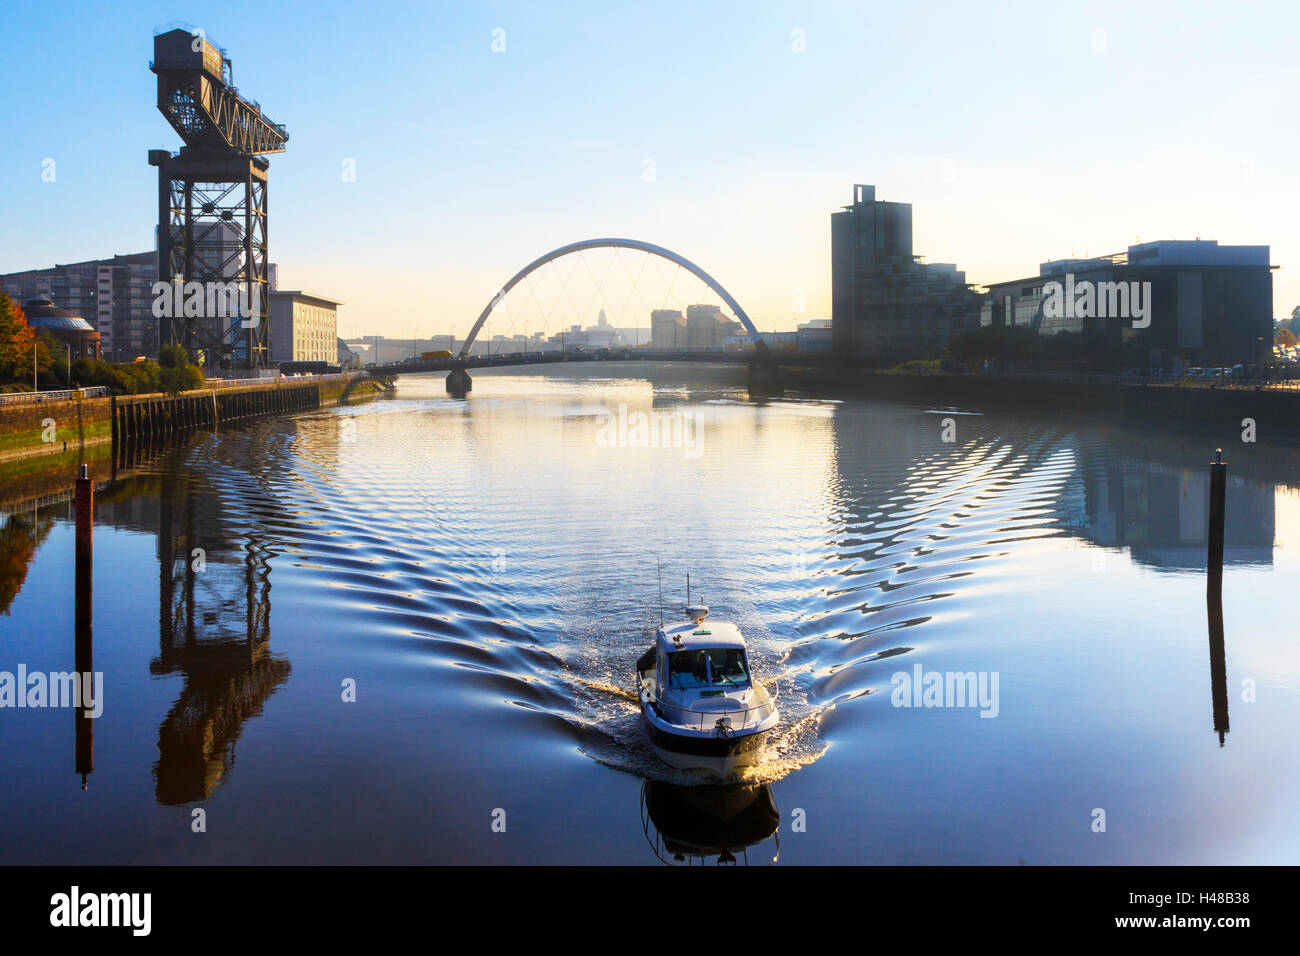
[2,0,1297,338]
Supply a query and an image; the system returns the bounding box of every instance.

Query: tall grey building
[1,252,281,363]
[685,304,740,350]
[0,252,156,360]
[651,309,686,348]
[831,184,981,364]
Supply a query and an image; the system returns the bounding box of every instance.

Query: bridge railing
[368,348,833,373]
[202,372,353,389]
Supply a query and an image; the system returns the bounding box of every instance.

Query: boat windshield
[667,650,710,689]
[707,648,750,687]
[666,648,750,690]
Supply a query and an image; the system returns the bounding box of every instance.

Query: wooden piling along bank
[0,374,376,489]
[112,380,325,443]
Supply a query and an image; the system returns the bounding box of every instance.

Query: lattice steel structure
[149,28,288,369]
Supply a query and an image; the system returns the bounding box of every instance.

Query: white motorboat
[635,602,778,777]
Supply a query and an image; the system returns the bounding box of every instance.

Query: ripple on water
[131,384,1087,787]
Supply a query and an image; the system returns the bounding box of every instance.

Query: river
[2,365,1298,864]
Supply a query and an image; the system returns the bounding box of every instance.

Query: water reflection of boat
[634,602,778,776]
[641,781,780,865]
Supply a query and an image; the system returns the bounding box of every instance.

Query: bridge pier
[446,366,472,396]
[747,360,783,397]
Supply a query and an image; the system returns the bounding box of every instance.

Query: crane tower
[148,28,288,369]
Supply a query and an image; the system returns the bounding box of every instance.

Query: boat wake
[133,392,1085,792]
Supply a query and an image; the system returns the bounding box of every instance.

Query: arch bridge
[366,239,811,394]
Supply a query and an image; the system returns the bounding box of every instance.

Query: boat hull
[640,707,772,776]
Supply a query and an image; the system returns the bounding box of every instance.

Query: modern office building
[984,240,1274,368]
[269,291,342,364]
[685,304,741,350]
[831,184,982,364]
[651,309,686,348]
[1,251,283,363]
[797,318,834,352]
[1,252,156,360]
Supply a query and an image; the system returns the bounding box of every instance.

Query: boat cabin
[653,620,752,696]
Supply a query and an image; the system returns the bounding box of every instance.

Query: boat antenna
[657,558,664,626]
[687,572,691,606]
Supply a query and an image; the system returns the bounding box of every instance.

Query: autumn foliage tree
[0,513,56,615]
[0,290,53,386]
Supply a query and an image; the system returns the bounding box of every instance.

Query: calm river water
[2,365,1298,864]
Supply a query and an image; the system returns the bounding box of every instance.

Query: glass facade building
[984,242,1273,368]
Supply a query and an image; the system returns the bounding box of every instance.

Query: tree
[948,325,1003,364]
[1277,328,1297,349]
[0,512,55,615]
[0,291,45,385]
[1005,325,1042,364]
[71,357,162,395]
[947,324,1041,367]
[35,331,65,386]
[157,343,205,393]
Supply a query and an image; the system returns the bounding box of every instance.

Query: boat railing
[645,685,777,732]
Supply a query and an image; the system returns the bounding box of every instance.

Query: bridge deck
[369,349,833,376]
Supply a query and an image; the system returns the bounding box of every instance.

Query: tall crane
[148,28,288,369]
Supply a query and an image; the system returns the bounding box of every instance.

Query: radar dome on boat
[686,603,709,625]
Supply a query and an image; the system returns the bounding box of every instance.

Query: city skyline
[2,0,1298,341]
[4,0,1300,890]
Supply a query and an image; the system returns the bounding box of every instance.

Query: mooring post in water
[74,463,94,787]
[1207,448,1226,595]
[1205,448,1230,747]
[74,462,93,565]
[1206,584,1230,747]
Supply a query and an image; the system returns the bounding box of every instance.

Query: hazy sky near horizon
[2,0,1297,339]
